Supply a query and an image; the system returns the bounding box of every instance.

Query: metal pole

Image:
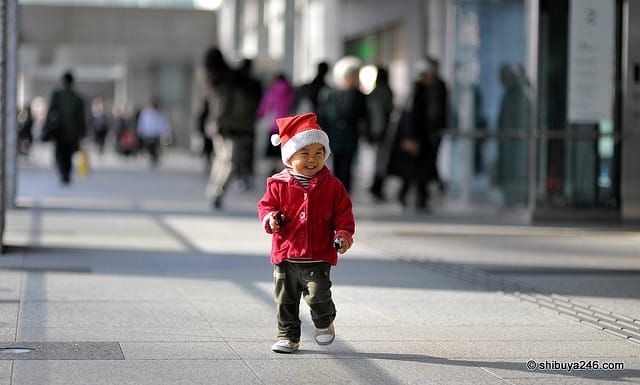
[526,0,540,222]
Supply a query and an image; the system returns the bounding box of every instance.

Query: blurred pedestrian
[257,112,355,354]
[396,57,449,211]
[113,104,137,156]
[235,58,263,189]
[203,47,257,209]
[256,73,295,176]
[91,97,110,155]
[137,98,171,168]
[293,61,330,114]
[495,62,530,207]
[44,71,87,185]
[366,66,394,201]
[317,56,369,193]
[196,97,213,169]
[17,103,34,156]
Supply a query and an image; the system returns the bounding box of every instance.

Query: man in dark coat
[45,71,87,185]
[397,57,449,210]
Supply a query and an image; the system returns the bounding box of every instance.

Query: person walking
[366,66,394,201]
[17,103,34,156]
[256,73,295,176]
[137,98,171,168]
[91,97,110,155]
[44,71,87,185]
[396,57,449,211]
[203,47,257,209]
[317,56,369,193]
[293,61,330,114]
[495,62,530,207]
[257,112,355,354]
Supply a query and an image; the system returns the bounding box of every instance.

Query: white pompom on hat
[272,112,331,167]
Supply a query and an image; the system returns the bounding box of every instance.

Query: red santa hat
[271,112,331,167]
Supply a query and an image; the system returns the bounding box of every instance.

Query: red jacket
[257,166,355,265]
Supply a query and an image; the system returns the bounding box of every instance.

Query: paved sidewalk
[0,145,638,384]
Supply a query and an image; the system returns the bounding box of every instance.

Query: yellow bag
[77,148,89,177]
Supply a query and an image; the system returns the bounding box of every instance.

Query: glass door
[447,0,531,209]
[536,0,621,215]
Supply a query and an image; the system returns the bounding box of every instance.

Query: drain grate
[0,342,124,360]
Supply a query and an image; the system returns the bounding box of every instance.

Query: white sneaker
[271,340,299,354]
[314,323,335,345]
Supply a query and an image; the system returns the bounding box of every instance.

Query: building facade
[221,0,639,223]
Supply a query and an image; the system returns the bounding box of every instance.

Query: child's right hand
[269,212,283,232]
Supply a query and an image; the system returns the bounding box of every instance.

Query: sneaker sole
[271,347,298,354]
[314,335,335,345]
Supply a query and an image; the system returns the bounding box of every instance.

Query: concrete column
[0,0,13,251]
[257,0,269,59]
[0,0,5,250]
[6,0,17,210]
[282,0,295,76]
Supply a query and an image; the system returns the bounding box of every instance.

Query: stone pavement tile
[12,360,263,385]
[507,380,634,385]
[402,340,640,359]
[151,253,271,280]
[0,257,23,271]
[215,326,278,341]
[18,301,215,331]
[576,296,640,319]
[486,357,639,384]
[10,250,166,276]
[119,341,239,360]
[20,273,186,302]
[170,279,272,303]
[335,293,571,327]
[0,303,18,330]
[6,211,186,252]
[500,274,640,317]
[17,326,222,342]
[334,325,618,342]
[333,258,478,293]
[0,270,22,300]
[0,329,15,341]
[0,362,11,385]
[190,301,276,327]
[229,340,640,361]
[247,357,504,385]
[158,216,269,256]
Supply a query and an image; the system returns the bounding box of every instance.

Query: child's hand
[335,238,350,254]
[269,212,283,232]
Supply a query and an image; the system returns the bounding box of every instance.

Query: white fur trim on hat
[281,129,331,167]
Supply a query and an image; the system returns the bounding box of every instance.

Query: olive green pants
[273,261,336,343]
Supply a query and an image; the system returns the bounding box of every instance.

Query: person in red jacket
[257,112,355,354]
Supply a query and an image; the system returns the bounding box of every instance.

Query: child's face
[289,143,325,177]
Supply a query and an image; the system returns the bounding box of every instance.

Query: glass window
[448,0,530,208]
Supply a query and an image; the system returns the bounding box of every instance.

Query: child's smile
[290,143,326,177]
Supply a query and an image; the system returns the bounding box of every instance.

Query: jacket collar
[271,166,330,187]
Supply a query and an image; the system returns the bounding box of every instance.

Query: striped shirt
[290,172,313,188]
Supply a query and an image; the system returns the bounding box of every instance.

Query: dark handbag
[41,111,59,142]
